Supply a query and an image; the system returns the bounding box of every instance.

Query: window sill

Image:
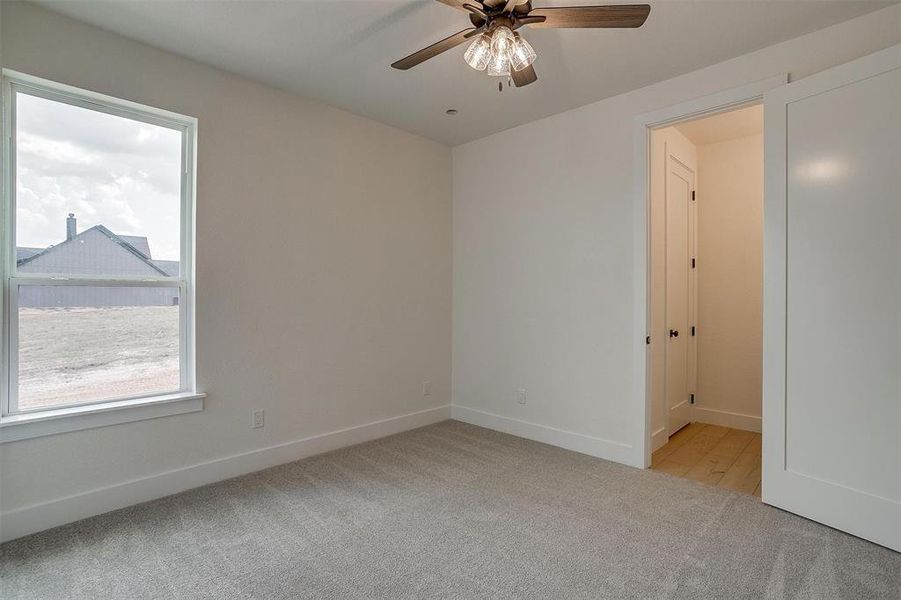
[0,392,205,443]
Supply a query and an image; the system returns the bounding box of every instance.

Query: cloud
[18,132,100,165]
[15,92,182,260]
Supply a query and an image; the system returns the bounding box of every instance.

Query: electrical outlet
[516,389,527,405]
[252,409,265,429]
[422,381,432,397]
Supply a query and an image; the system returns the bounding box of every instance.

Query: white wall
[695,133,763,431]
[451,5,901,466]
[0,2,452,537]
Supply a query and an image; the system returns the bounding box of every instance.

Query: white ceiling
[676,103,762,146]
[34,1,890,145]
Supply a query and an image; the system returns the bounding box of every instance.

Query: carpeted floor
[1,420,898,599]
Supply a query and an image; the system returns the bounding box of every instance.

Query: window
[1,71,201,440]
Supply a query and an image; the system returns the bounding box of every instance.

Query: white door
[665,156,695,435]
[763,45,900,551]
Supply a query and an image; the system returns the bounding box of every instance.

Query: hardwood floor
[651,423,761,497]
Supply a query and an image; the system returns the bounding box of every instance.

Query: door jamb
[631,74,787,468]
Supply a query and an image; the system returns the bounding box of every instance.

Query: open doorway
[647,104,763,496]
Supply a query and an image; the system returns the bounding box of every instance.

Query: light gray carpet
[1,420,898,599]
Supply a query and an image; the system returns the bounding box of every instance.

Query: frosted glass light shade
[486,51,511,77]
[490,26,515,59]
[488,52,510,77]
[510,34,536,72]
[464,34,492,71]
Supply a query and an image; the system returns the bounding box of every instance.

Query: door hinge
[691,257,696,269]
[691,190,696,201]
[691,326,696,336]
[689,393,695,405]
[645,335,651,345]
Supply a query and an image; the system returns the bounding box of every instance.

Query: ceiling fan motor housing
[485,15,514,33]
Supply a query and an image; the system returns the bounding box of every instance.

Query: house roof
[151,260,180,277]
[16,247,42,261]
[119,235,152,258]
[16,225,171,277]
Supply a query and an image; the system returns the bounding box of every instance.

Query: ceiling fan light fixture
[392,2,653,89]
[464,34,492,71]
[489,25,515,58]
[510,33,536,72]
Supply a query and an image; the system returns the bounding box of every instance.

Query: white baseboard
[651,426,668,452]
[451,405,637,467]
[0,404,451,543]
[692,406,761,433]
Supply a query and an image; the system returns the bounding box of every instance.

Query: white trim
[1,71,14,422]
[650,426,668,453]
[2,69,195,130]
[633,74,787,468]
[0,404,451,542]
[0,392,205,443]
[451,405,637,466]
[690,406,761,433]
[10,276,180,286]
[634,74,788,131]
[0,70,200,422]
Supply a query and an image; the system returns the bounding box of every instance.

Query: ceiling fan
[391,1,651,88]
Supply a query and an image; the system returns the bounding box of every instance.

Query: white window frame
[0,70,204,443]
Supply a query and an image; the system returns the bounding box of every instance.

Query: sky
[15,92,183,260]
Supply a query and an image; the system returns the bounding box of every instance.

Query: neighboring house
[17,214,179,308]
[16,247,42,261]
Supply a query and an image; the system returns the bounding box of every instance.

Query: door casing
[632,75,787,469]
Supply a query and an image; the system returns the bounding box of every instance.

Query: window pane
[15,92,182,277]
[17,286,180,410]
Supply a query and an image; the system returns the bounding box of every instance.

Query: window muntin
[2,73,196,416]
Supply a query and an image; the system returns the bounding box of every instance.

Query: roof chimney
[66,213,77,241]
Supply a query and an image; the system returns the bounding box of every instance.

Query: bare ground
[17,306,179,410]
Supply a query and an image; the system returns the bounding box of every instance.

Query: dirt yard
[17,306,180,410]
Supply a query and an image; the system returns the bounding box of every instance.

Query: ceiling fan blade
[511,64,537,87]
[462,3,488,20]
[391,27,480,70]
[435,0,477,11]
[485,0,530,10]
[526,4,650,28]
